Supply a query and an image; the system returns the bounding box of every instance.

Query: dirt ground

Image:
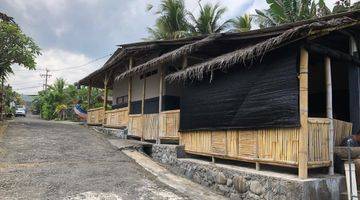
[0,116,189,200]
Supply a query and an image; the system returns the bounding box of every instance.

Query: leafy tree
[188,2,230,35]
[254,0,331,28]
[230,14,252,32]
[147,0,190,40]
[333,0,360,13]
[33,78,103,120]
[0,12,41,120]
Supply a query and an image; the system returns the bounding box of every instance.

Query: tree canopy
[188,2,230,35]
[33,78,103,120]
[0,13,41,79]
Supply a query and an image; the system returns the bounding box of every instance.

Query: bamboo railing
[87,107,104,125]
[104,107,129,128]
[179,117,351,168]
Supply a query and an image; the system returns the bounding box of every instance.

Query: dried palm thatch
[115,33,222,81]
[166,17,358,82]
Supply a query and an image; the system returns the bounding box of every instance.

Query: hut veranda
[77,11,360,179]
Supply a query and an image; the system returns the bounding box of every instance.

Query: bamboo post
[87,81,92,109]
[141,73,146,141]
[256,133,260,171]
[157,66,164,144]
[299,48,309,179]
[325,56,334,175]
[128,57,133,112]
[103,75,109,111]
[103,74,109,125]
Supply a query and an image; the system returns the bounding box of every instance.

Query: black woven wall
[180,49,300,131]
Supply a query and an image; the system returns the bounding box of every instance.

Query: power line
[13,85,42,90]
[40,68,52,90]
[51,53,112,71]
[12,53,112,72]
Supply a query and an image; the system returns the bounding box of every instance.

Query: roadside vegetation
[32,78,103,120]
[0,13,40,120]
[147,0,360,39]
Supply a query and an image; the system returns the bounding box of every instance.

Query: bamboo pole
[141,73,146,141]
[103,75,109,111]
[103,75,109,125]
[325,57,334,175]
[299,48,309,179]
[325,56,334,175]
[128,57,133,112]
[157,66,164,144]
[87,81,92,109]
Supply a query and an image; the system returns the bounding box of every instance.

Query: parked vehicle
[15,107,26,117]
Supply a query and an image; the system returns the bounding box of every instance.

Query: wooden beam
[87,81,92,109]
[141,72,146,141]
[103,74,109,111]
[128,57,133,113]
[157,66,164,144]
[305,43,360,65]
[298,47,309,179]
[325,56,334,175]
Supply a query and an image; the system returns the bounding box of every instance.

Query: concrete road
[0,116,188,200]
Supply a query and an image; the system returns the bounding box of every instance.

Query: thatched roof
[114,10,360,81]
[115,34,222,80]
[77,10,360,87]
[165,16,360,82]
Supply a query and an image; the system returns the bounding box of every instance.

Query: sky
[1,0,340,95]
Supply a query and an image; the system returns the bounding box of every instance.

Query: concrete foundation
[151,144,346,200]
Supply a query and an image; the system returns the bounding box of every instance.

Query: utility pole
[40,68,52,90]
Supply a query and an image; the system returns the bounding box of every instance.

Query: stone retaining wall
[92,126,127,139]
[151,144,345,200]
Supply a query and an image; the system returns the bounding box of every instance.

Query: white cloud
[8,48,106,95]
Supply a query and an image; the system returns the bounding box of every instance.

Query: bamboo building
[77,10,360,178]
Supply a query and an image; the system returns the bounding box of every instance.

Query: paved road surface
[0,116,188,200]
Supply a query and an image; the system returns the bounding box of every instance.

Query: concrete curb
[122,149,228,200]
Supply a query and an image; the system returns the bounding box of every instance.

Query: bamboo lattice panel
[87,108,104,125]
[159,110,180,139]
[257,128,299,162]
[333,119,352,146]
[181,128,300,165]
[143,114,159,140]
[128,115,143,138]
[105,108,129,127]
[308,118,329,162]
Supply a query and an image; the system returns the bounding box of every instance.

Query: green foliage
[33,78,103,120]
[3,85,22,117]
[254,0,332,28]
[0,15,41,79]
[188,2,230,35]
[147,0,190,40]
[230,14,252,32]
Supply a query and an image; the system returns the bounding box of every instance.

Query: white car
[15,108,26,117]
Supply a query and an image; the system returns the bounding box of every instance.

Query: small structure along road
[0,116,190,199]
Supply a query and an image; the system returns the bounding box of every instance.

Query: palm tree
[254,0,331,28]
[230,14,252,32]
[147,0,189,40]
[188,2,230,35]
